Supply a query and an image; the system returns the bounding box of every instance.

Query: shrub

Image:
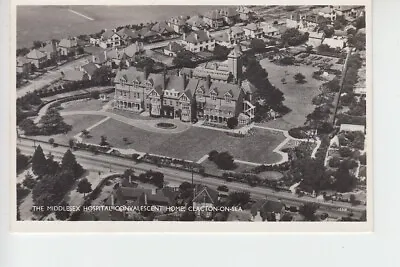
[329,157,341,168]
[288,127,309,139]
[339,147,353,158]
[227,117,238,129]
[214,152,236,170]
[90,91,100,99]
[208,150,219,161]
[48,138,55,145]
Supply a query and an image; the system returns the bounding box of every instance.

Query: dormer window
[225,95,231,103]
[211,92,217,101]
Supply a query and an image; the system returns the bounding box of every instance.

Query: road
[17,55,92,98]
[17,138,365,218]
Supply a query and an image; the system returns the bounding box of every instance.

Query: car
[217,185,229,192]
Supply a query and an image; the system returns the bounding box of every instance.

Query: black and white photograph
[13,2,371,228]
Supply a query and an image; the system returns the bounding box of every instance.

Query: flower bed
[155,122,177,129]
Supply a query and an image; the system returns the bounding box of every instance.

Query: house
[91,51,109,66]
[116,27,140,44]
[39,41,58,61]
[163,41,185,57]
[62,70,89,82]
[229,26,246,42]
[236,6,255,21]
[151,21,175,37]
[243,23,264,39]
[333,5,365,18]
[106,48,128,68]
[58,37,78,56]
[168,16,188,33]
[322,36,346,49]
[114,45,256,123]
[181,30,215,52]
[339,123,366,133]
[251,199,286,221]
[186,15,207,31]
[98,29,122,48]
[214,32,234,48]
[307,31,325,47]
[203,10,224,29]
[122,42,145,65]
[219,7,239,25]
[192,184,219,218]
[16,56,32,77]
[80,62,99,80]
[313,6,337,21]
[261,23,280,37]
[138,27,162,43]
[25,49,47,69]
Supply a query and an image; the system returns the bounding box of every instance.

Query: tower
[227,44,243,83]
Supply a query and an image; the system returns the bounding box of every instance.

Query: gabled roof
[308,31,325,39]
[209,81,241,100]
[183,30,211,43]
[244,23,261,31]
[165,41,185,53]
[151,21,175,34]
[123,42,143,58]
[81,62,99,77]
[169,16,187,26]
[16,56,31,66]
[230,26,245,35]
[193,185,219,204]
[165,75,185,92]
[106,49,125,60]
[26,49,46,60]
[39,42,57,53]
[117,27,139,40]
[251,199,285,216]
[92,52,108,64]
[241,80,258,94]
[214,32,230,43]
[147,73,165,94]
[58,38,78,48]
[102,29,120,40]
[204,10,223,20]
[114,67,146,85]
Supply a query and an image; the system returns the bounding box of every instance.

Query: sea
[17,5,225,48]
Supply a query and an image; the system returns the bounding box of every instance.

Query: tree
[100,135,109,146]
[353,15,366,30]
[281,28,309,46]
[61,149,84,178]
[227,191,250,207]
[55,201,71,220]
[46,152,60,175]
[39,108,72,135]
[134,57,155,71]
[208,150,219,161]
[227,117,238,129]
[90,90,100,99]
[280,213,293,221]
[91,66,112,86]
[348,32,366,50]
[81,129,90,137]
[294,72,306,83]
[323,26,335,38]
[48,138,55,145]
[350,194,357,206]
[19,118,40,135]
[123,168,135,180]
[214,152,236,170]
[213,44,230,60]
[69,139,75,149]
[16,148,29,172]
[299,203,319,221]
[250,38,266,53]
[23,173,36,189]
[32,145,47,176]
[76,46,85,55]
[329,157,341,168]
[173,50,196,68]
[77,178,92,197]
[33,40,43,49]
[333,162,356,192]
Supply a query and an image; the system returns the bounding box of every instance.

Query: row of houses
[16,37,80,77]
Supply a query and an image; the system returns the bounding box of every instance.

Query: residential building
[243,23,263,39]
[203,10,224,29]
[322,36,346,49]
[138,27,162,43]
[186,15,207,31]
[229,26,246,42]
[163,41,185,57]
[25,49,47,69]
[168,16,188,33]
[151,21,175,37]
[214,32,234,48]
[236,6,255,21]
[116,27,140,44]
[192,185,219,218]
[313,6,337,21]
[58,37,78,56]
[80,62,99,80]
[91,51,109,66]
[16,56,32,77]
[219,7,239,25]
[261,23,280,37]
[306,31,325,47]
[181,30,215,52]
[106,48,128,68]
[333,5,365,18]
[98,29,122,48]
[39,41,58,61]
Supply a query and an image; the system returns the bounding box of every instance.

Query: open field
[258,59,325,130]
[17,5,220,48]
[61,98,106,112]
[31,114,106,144]
[84,119,286,164]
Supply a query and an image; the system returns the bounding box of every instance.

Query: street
[17,138,365,218]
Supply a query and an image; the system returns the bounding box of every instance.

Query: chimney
[183,32,186,40]
[104,50,107,59]
[183,73,187,88]
[92,55,96,62]
[194,32,198,40]
[128,175,132,184]
[163,68,168,90]
[206,75,211,90]
[110,193,115,206]
[143,66,149,79]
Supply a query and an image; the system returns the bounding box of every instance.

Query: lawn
[61,98,105,112]
[85,119,286,164]
[33,114,107,144]
[258,59,325,130]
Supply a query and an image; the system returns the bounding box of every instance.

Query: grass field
[258,59,324,130]
[84,119,286,164]
[61,98,105,112]
[33,114,106,144]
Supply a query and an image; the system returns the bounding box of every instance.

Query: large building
[113,46,255,124]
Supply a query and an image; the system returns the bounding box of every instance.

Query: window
[170,101,173,105]
[164,100,167,105]
[211,93,217,101]
[123,92,127,97]
[225,95,231,103]
[120,90,123,96]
